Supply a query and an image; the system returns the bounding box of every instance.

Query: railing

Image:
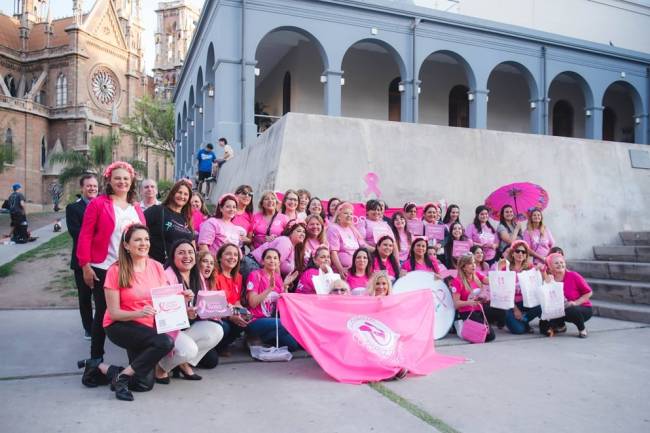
[255,114,282,135]
[0,94,50,117]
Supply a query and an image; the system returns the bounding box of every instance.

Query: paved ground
[1,309,648,433]
[0,213,67,267]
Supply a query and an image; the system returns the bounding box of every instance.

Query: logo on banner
[347,316,399,359]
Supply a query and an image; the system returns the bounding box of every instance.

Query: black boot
[112,374,134,401]
[78,358,104,388]
[107,366,125,390]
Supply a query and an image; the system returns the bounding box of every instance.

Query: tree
[49,134,145,187]
[123,95,175,157]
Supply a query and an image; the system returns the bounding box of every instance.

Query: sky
[0,0,205,74]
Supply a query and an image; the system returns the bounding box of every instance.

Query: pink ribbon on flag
[364,172,382,198]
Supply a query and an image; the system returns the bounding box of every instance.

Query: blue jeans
[505,302,542,334]
[247,318,300,352]
[216,319,245,352]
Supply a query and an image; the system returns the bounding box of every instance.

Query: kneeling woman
[540,253,593,338]
[161,240,225,377]
[91,224,175,401]
[494,241,542,334]
[246,248,300,351]
[450,254,495,342]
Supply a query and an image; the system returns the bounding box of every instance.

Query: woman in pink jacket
[76,161,145,371]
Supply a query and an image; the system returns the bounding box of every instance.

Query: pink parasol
[485,182,549,222]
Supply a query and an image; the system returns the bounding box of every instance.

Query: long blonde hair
[457,254,480,293]
[117,224,149,289]
[526,208,546,236]
[367,271,392,296]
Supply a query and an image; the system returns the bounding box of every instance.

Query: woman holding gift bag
[422,202,449,258]
[493,241,542,334]
[450,254,495,342]
[246,248,300,351]
[84,224,174,401]
[162,240,225,376]
[539,253,593,338]
[465,206,498,265]
[523,208,555,265]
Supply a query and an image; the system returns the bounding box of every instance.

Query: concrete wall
[212,113,650,260]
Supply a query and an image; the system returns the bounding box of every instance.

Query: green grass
[0,233,71,277]
[368,382,461,433]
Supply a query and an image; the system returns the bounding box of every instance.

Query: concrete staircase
[568,231,650,324]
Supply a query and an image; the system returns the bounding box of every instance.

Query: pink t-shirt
[103,258,168,328]
[465,223,497,261]
[401,257,442,274]
[347,273,369,290]
[246,269,284,320]
[358,218,392,247]
[372,257,397,280]
[558,271,592,307]
[396,229,410,262]
[250,236,296,276]
[296,268,319,294]
[192,210,207,232]
[198,218,245,256]
[232,211,253,235]
[523,228,555,263]
[251,212,289,249]
[304,237,325,265]
[450,272,485,313]
[327,223,362,270]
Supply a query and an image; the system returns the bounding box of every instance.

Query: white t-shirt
[223,144,234,160]
[92,204,141,270]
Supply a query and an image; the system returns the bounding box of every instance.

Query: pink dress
[251,212,289,249]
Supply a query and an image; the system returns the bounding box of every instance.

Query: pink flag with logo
[277,290,464,384]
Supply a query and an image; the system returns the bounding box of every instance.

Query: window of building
[388,77,401,121]
[282,72,291,115]
[449,85,469,127]
[55,74,67,106]
[41,137,46,169]
[4,75,17,97]
[603,106,616,141]
[4,128,14,163]
[552,100,574,137]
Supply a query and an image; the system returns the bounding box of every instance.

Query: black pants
[105,321,174,377]
[74,269,93,334]
[90,267,107,359]
[461,310,496,342]
[484,304,506,328]
[540,306,593,333]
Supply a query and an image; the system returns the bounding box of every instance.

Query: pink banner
[452,240,472,258]
[277,291,464,384]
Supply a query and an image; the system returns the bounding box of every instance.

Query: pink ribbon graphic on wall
[364,172,382,198]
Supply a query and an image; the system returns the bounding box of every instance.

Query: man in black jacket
[66,174,99,339]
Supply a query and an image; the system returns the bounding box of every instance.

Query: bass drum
[393,271,455,340]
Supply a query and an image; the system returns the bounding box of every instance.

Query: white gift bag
[538,281,565,320]
[488,271,516,310]
[311,266,341,295]
[518,269,542,308]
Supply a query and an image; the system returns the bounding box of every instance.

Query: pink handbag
[195,290,231,319]
[460,305,488,344]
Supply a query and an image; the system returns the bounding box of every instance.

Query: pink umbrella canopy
[485,182,549,222]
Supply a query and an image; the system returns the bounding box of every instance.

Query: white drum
[393,271,455,340]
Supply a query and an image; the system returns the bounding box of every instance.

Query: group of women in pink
[76,162,593,401]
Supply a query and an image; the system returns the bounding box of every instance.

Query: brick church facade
[0,0,173,208]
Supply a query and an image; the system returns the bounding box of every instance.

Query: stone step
[591,300,650,324]
[620,231,650,246]
[593,245,650,263]
[568,260,650,282]
[587,278,650,305]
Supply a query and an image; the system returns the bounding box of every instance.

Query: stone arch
[195,67,204,149]
[601,80,643,143]
[204,43,216,138]
[548,71,594,138]
[188,86,196,159]
[487,61,539,133]
[341,38,408,121]
[417,49,476,126]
